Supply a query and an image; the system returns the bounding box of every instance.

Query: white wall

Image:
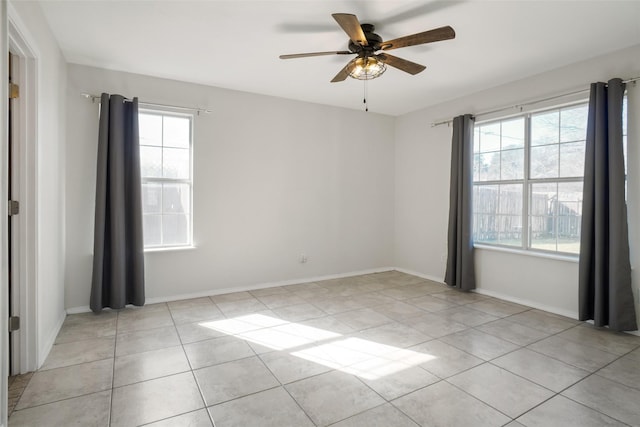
[9,1,67,367]
[65,64,395,310]
[395,44,640,320]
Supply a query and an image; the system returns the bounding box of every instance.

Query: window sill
[144,245,197,253]
[473,243,579,263]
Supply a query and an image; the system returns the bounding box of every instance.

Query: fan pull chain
[363,79,369,112]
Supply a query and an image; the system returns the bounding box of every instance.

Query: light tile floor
[8,271,640,426]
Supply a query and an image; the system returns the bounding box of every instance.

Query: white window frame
[139,108,194,250]
[473,95,628,257]
[473,100,589,256]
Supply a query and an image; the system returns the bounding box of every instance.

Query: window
[139,110,193,248]
[473,98,628,255]
[473,103,586,254]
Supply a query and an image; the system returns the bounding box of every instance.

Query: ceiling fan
[279,13,455,82]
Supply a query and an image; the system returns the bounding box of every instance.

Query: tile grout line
[108,309,121,427]
[253,349,319,426]
[17,272,640,426]
[167,299,215,427]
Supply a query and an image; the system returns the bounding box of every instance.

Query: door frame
[7,5,39,375]
[1,0,9,424]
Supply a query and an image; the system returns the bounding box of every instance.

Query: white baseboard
[473,288,579,320]
[394,268,446,285]
[66,305,91,314]
[38,310,66,368]
[393,268,581,319]
[64,267,640,337]
[66,267,396,314]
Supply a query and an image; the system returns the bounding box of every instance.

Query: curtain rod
[81,93,211,115]
[431,76,640,128]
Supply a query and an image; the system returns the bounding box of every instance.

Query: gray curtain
[445,114,476,291]
[90,93,145,312]
[579,78,637,331]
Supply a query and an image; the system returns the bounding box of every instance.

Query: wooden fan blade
[381,26,455,51]
[280,51,352,59]
[378,53,426,75]
[331,60,356,83]
[332,13,368,46]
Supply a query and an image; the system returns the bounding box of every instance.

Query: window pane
[530,144,559,179]
[499,184,522,215]
[163,147,190,179]
[530,183,558,216]
[501,148,524,180]
[557,182,582,253]
[560,105,588,143]
[474,185,498,244]
[473,185,522,247]
[143,214,162,246]
[530,183,558,252]
[559,141,585,178]
[140,146,162,178]
[162,214,189,245]
[530,216,556,251]
[474,127,480,153]
[622,96,627,135]
[163,183,190,214]
[163,116,190,148]
[142,183,162,214]
[473,154,480,181]
[501,118,524,149]
[529,182,581,254]
[498,185,523,246]
[478,152,500,181]
[475,214,498,244]
[139,114,162,146]
[623,135,627,175]
[498,215,522,247]
[479,123,500,152]
[531,110,559,146]
[474,185,498,214]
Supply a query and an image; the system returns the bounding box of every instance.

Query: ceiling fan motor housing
[348,24,383,56]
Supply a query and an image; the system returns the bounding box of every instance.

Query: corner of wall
[37,310,65,368]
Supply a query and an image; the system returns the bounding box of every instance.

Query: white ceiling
[38,0,640,116]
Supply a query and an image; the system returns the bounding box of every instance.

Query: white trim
[8,6,40,374]
[37,311,65,367]
[393,267,446,285]
[144,245,197,253]
[64,265,640,338]
[394,267,584,320]
[139,109,194,250]
[1,1,10,425]
[66,267,396,313]
[474,289,638,339]
[473,287,579,320]
[474,244,579,263]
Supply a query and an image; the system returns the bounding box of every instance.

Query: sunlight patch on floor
[200,314,436,380]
